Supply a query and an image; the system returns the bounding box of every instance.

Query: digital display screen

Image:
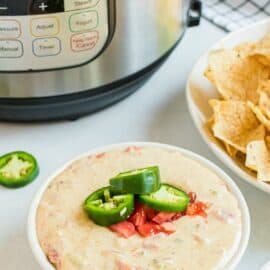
[0,0,65,15]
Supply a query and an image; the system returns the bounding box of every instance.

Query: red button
[70,31,99,52]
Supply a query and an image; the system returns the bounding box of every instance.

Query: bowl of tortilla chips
[187,19,270,194]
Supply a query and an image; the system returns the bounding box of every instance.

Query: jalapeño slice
[84,187,134,226]
[139,184,190,212]
[109,166,161,194]
[0,151,39,188]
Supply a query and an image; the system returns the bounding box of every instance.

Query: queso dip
[36,146,242,270]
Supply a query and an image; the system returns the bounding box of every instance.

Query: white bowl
[28,142,250,270]
[186,19,270,194]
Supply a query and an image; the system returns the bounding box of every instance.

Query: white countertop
[0,19,269,270]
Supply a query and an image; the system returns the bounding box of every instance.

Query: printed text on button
[71,31,99,52]
[64,0,100,11]
[31,17,59,37]
[0,20,21,38]
[69,11,98,32]
[0,40,23,58]
[33,37,61,57]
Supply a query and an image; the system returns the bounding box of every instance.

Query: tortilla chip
[258,32,270,47]
[246,141,260,171]
[247,81,270,131]
[248,33,270,67]
[210,100,265,153]
[206,116,214,128]
[256,80,270,119]
[205,115,238,157]
[205,48,269,103]
[224,143,238,157]
[246,140,270,182]
[234,42,255,55]
[253,55,270,67]
[265,136,270,150]
[257,79,270,95]
[259,91,270,119]
[204,66,215,85]
[247,101,270,131]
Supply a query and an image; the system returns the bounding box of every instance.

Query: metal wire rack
[202,0,270,32]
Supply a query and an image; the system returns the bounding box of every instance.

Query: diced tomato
[188,192,197,203]
[152,211,184,223]
[142,241,159,250]
[186,201,207,218]
[124,147,131,153]
[160,222,176,234]
[96,152,105,159]
[110,221,136,238]
[137,222,162,237]
[128,202,146,226]
[171,212,183,221]
[115,259,132,270]
[143,205,157,220]
[152,212,176,224]
[47,248,61,268]
[124,146,141,153]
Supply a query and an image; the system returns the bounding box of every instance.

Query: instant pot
[0,0,201,121]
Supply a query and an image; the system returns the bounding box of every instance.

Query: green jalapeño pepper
[0,151,39,188]
[109,166,161,194]
[139,184,190,212]
[84,187,134,226]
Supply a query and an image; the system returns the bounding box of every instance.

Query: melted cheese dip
[36,146,242,270]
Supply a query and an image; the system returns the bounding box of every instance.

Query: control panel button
[0,20,21,38]
[33,37,61,57]
[71,31,99,52]
[0,40,23,58]
[69,11,98,32]
[64,0,100,11]
[28,0,64,14]
[31,17,59,37]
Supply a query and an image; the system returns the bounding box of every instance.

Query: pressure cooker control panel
[0,0,111,71]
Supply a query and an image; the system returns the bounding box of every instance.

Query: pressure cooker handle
[187,0,202,27]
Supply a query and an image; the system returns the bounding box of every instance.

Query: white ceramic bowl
[28,142,250,270]
[186,19,270,194]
